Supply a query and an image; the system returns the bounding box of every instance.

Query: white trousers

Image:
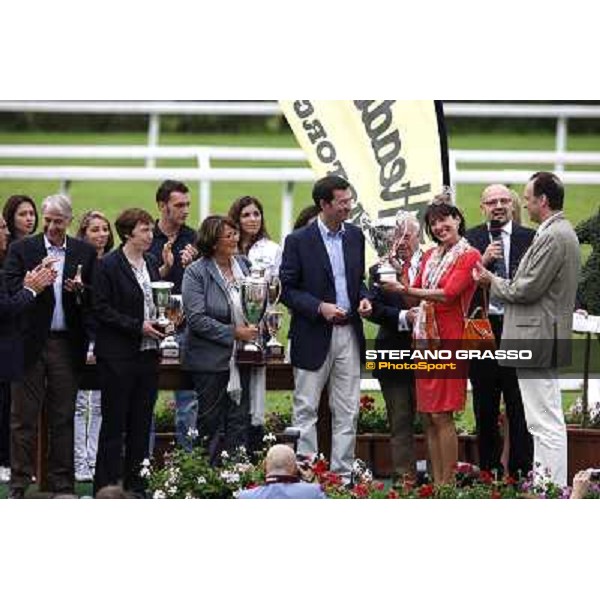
[517,369,567,487]
[292,326,360,478]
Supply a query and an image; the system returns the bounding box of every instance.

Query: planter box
[567,426,600,482]
[355,433,478,479]
[153,428,600,483]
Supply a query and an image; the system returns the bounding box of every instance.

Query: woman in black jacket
[92,208,164,498]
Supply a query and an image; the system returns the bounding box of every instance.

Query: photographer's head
[264,444,298,482]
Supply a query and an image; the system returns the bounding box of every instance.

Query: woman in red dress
[384,198,480,484]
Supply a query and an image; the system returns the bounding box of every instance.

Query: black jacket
[0,268,36,380]
[366,264,415,381]
[465,222,535,315]
[3,233,97,369]
[93,247,161,360]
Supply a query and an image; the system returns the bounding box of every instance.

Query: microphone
[489,219,503,241]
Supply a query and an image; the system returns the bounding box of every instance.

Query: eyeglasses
[219,231,240,240]
[482,197,512,207]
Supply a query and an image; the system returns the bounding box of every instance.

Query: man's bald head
[480,184,514,225]
[265,444,298,478]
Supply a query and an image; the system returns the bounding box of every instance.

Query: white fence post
[197,151,211,223]
[281,181,294,243]
[555,116,568,174]
[147,113,160,168]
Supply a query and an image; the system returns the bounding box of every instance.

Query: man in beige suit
[474,172,581,487]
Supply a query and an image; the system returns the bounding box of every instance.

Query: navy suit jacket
[3,233,97,369]
[0,268,36,380]
[93,247,161,361]
[465,222,535,315]
[280,220,368,371]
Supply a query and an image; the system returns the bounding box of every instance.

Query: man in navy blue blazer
[280,176,372,482]
[466,184,535,479]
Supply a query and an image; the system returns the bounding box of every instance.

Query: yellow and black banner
[279,100,449,227]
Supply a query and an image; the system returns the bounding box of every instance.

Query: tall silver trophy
[359,213,401,283]
[150,281,179,359]
[236,266,269,364]
[265,274,284,362]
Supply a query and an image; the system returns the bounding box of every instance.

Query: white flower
[220,450,229,460]
[168,486,177,495]
[140,466,150,479]
[184,493,193,499]
[220,471,240,484]
[262,432,277,444]
[197,476,206,485]
[187,427,199,440]
[153,490,166,499]
[141,458,151,467]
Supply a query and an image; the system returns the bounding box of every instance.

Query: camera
[588,469,600,482]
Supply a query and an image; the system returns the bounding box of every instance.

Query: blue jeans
[175,389,198,451]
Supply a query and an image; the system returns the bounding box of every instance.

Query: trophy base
[235,348,265,365]
[265,344,285,363]
[160,337,180,360]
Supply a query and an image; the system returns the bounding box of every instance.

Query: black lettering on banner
[291,100,363,215]
[316,140,336,163]
[303,118,327,144]
[354,100,432,205]
[294,101,314,119]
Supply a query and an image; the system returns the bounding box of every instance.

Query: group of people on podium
[0,169,582,498]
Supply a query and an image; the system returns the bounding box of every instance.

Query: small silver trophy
[265,309,284,362]
[236,266,269,364]
[150,281,178,358]
[161,293,183,359]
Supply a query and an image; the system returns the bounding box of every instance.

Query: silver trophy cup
[236,268,269,364]
[150,281,178,358]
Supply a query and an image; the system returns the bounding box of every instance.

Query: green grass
[1,127,597,355]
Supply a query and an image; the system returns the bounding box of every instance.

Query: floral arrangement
[153,396,176,433]
[145,439,266,499]
[565,396,600,428]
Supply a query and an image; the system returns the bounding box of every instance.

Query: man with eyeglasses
[473,173,581,487]
[466,184,535,480]
[280,175,372,485]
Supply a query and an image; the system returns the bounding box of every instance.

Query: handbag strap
[461,286,489,319]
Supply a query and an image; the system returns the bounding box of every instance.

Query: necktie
[490,226,507,279]
[489,225,506,311]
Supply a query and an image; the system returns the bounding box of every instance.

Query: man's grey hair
[41,194,73,219]
[395,210,421,235]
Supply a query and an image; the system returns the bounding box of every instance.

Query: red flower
[490,489,501,499]
[246,482,258,489]
[353,484,369,498]
[374,481,385,491]
[418,484,434,498]
[479,470,493,485]
[312,459,328,476]
[504,475,517,486]
[359,395,375,412]
[387,489,399,499]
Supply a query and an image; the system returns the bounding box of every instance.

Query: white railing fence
[2,101,599,171]
[1,144,600,241]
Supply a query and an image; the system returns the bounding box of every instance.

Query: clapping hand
[24,263,57,294]
[180,243,198,267]
[358,297,372,318]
